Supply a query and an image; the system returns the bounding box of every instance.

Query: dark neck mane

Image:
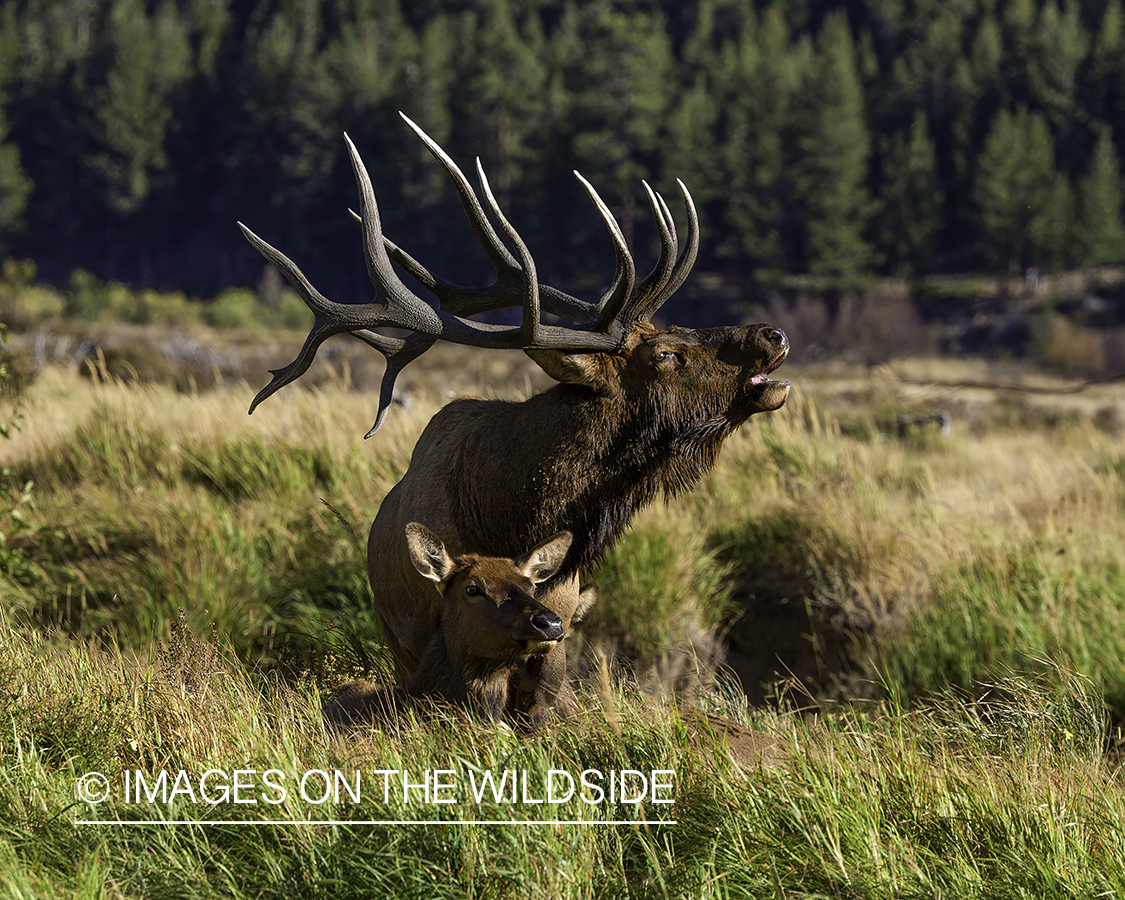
[450,384,734,579]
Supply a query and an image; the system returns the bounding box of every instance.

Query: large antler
[238,112,699,436]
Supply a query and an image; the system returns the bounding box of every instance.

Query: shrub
[1036,312,1106,375]
[204,287,262,330]
[0,259,64,328]
[205,287,311,331]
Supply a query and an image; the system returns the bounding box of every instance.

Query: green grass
[2,353,1125,893]
[3,363,1125,710]
[883,542,1125,719]
[1,614,1123,897]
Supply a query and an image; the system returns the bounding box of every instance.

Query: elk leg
[374,612,419,682]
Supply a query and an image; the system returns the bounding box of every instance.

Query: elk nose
[762,326,788,351]
[532,611,564,641]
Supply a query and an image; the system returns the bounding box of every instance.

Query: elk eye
[464,583,483,597]
[655,349,682,365]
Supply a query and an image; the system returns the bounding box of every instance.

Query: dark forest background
[1,0,1124,308]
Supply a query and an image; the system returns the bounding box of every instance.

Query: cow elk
[406,522,578,721]
[241,113,791,723]
[324,524,586,729]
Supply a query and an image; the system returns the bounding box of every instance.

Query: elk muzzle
[516,606,564,654]
[702,323,791,414]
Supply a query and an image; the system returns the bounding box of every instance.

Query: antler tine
[348,204,447,300]
[349,116,645,330]
[637,179,700,322]
[475,157,541,344]
[573,171,636,335]
[398,114,521,295]
[347,132,607,350]
[378,220,599,324]
[397,113,599,325]
[239,222,389,414]
[345,133,448,335]
[654,190,678,250]
[242,138,528,418]
[355,153,695,335]
[354,331,437,438]
[616,181,679,325]
[242,124,692,427]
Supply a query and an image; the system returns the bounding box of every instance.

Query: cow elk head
[405,522,573,658]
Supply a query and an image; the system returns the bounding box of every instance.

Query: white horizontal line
[76,819,675,827]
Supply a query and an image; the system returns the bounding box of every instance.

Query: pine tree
[544,0,675,279]
[874,109,943,276]
[714,5,804,276]
[1081,0,1125,159]
[453,0,548,212]
[974,106,1061,270]
[0,97,31,251]
[1028,0,1088,173]
[1073,126,1125,265]
[88,0,192,213]
[1001,0,1038,107]
[224,0,346,268]
[940,12,1003,247]
[790,11,873,280]
[1029,172,1074,270]
[661,0,720,223]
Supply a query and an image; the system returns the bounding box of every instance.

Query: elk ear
[404,522,455,585]
[525,348,615,394]
[516,531,573,584]
[571,585,598,628]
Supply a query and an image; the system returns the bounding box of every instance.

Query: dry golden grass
[4,346,1125,896]
[3,348,1125,714]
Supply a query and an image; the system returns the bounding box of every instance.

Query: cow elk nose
[532,612,564,641]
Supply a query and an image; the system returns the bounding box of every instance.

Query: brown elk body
[369,323,788,720]
[240,115,790,723]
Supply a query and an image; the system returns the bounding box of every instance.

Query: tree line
[0,0,1124,308]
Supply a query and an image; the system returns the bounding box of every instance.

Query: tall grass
[3,358,1125,715]
[2,351,1125,891]
[0,368,426,665]
[1,611,1123,897]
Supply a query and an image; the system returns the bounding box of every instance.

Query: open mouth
[751,345,790,388]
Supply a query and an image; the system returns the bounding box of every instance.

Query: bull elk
[239,113,790,724]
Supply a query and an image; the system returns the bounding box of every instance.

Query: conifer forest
[1,0,1123,304]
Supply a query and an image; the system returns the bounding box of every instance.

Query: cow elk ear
[571,585,598,627]
[405,522,455,585]
[517,531,573,584]
[524,348,614,394]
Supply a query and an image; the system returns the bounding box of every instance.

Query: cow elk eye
[464,583,483,597]
[654,350,682,365]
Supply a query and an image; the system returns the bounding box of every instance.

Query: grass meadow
[2,328,1125,897]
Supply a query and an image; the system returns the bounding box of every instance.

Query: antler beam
[238,112,699,435]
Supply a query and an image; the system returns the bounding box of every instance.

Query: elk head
[237,113,789,436]
[405,522,572,657]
